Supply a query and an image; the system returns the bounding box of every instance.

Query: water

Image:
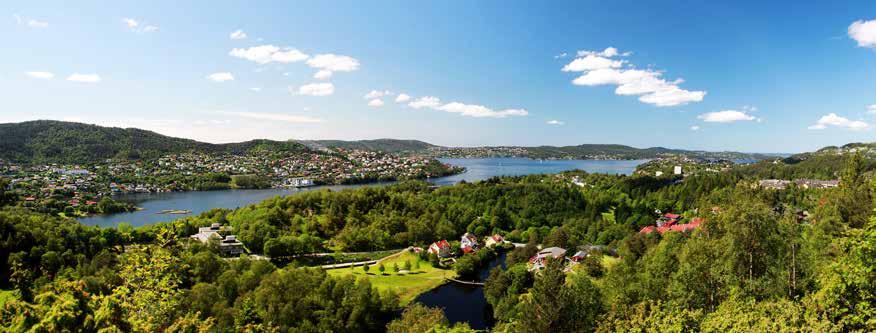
[79,158,646,228]
[413,252,508,330]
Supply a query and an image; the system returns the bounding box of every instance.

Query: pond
[412,252,508,330]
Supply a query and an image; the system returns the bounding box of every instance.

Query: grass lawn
[326,251,456,304]
[0,289,17,306]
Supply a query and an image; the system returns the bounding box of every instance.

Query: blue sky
[3,1,876,153]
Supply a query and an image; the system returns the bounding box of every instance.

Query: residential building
[428,240,452,258]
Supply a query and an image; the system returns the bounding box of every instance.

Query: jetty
[446,277,485,286]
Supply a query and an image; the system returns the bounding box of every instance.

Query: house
[460,232,479,253]
[529,247,567,270]
[428,240,452,258]
[191,223,223,243]
[570,251,589,262]
[218,235,245,256]
[484,234,504,247]
[657,213,682,227]
[673,166,683,175]
[640,217,704,235]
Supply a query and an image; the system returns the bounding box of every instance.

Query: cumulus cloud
[561,55,624,72]
[434,102,528,118]
[368,99,384,107]
[849,19,876,48]
[408,96,442,109]
[67,73,101,83]
[313,69,333,80]
[690,125,700,131]
[207,72,234,82]
[697,110,757,123]
[305,54,360,79]
[395,93,411,103]
[868,104,876,114]
[404,95,528,118]
[296,82,334,96]
[123,18,138,28]
[808,113,869,130]
[364,90,391,99]
[230,45,309,64]
[230,29,247,40]
[223,111,322,123]
[25,71,54,79]
[547,120,564,125]
[563,47,705,107]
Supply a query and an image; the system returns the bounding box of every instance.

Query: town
[0,148,462,216]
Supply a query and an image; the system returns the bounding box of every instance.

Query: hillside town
[0,148,462,216]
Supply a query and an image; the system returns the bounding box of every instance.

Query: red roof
[432,240,450,249]
[639,226,657,234]
[664,213,682,220]
[641,218,704,235]
[462,246,474,254]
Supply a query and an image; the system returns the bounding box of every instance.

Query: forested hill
[298,139,437,153]
[520,144,769,160]
[0,120,309,164]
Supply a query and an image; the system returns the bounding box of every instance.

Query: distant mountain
[0,120,774,165]
[0,120,309,164]
[298,139,437,153]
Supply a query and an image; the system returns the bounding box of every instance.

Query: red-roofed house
[428,240,452,258]
[641,218,704,235]
[484,234,504,247]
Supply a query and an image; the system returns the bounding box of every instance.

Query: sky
[3,1,876,153]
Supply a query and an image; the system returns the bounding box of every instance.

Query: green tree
[386,304,449,333]
[378,263,386,275]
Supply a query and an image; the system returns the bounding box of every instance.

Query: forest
[0,153,874,332]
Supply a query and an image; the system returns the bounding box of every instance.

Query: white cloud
[230,29,247,40]
[577,47,630,58]
[690,125,700,131]
[224,111,323,123]
[547,120,564,125]
[368,99,384,107]
[123,18,138,28]
[306,54,360,72]
[563,47,705,107]
[868,104,876,114]
[395,93,411,103]
[27,19,48,28]
[313,69,333,80]
[554,52,568,59]
[849,19,876,48]
[296,82,334,96]
[207,72,234,82]
[405,95,528,118]
[561,55,624,72]
[697,110,757,123]
[808,113,869,130]
[230,45,309,64]
[25,71,54,79]
[122,18,157,33]
[66,73,101,83]
[249,87,261,92]
[364,90,391,99]
[435,102,528,118]
[408,96,442,109]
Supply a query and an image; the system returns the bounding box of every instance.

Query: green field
[0,289,17,306]
[326,251,456,304]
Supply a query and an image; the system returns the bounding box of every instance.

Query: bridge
[446,277,485,286]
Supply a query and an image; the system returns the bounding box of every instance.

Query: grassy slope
[326,251,456,304]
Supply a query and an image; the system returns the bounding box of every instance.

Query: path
[319,247,412,269]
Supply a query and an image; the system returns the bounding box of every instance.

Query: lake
[79,158,646,227]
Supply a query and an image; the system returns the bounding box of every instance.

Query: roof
[664,213,681,219]
[538,247,567,258]
[572,251,588,258]
[431,240,450,249]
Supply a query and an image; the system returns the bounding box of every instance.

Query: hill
[0,120,309,164]
[298,139,437,153]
